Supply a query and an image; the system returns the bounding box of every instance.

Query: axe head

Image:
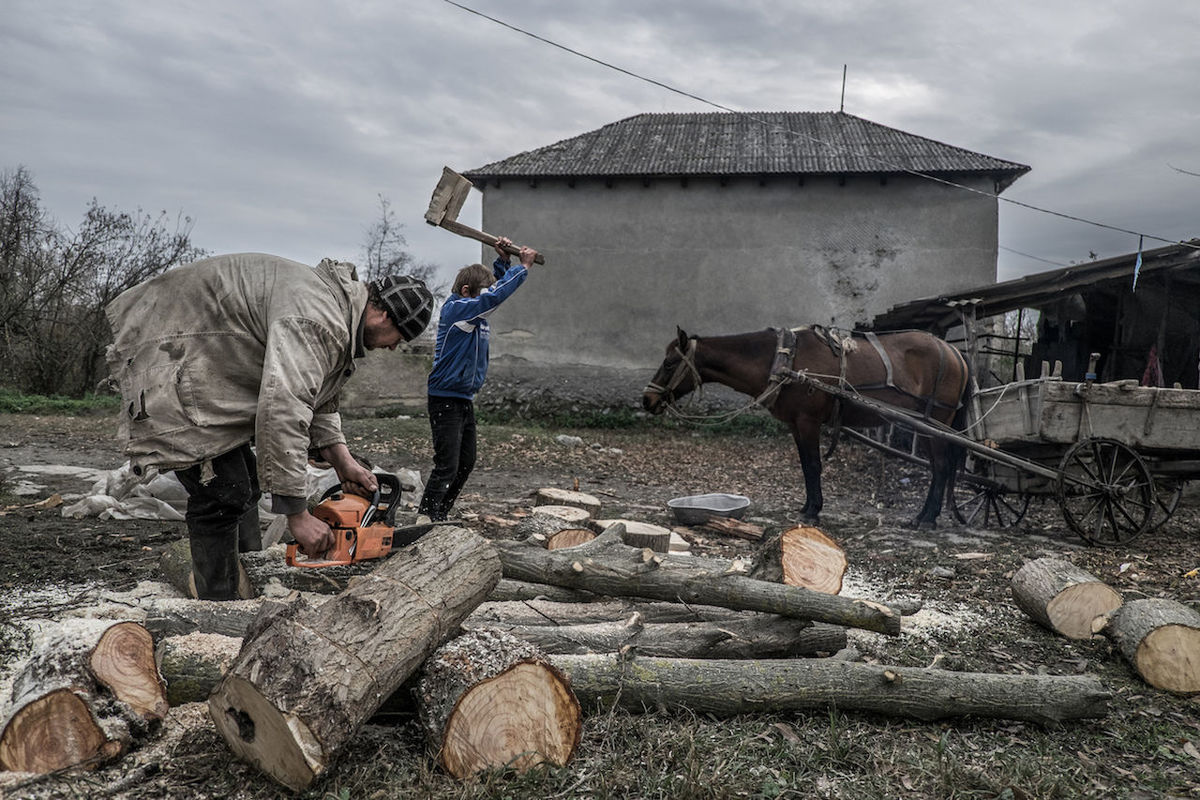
[424,166,474,227]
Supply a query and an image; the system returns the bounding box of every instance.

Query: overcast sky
[4,0,1198,288]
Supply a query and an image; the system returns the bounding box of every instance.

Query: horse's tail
[950,345,974,435]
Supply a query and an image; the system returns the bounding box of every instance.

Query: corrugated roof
[466,112,1030,187]
[869,240,1200,332]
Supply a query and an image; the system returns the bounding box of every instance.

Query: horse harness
[758,326,965,419]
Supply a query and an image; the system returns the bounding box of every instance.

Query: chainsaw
[285,473,403,568]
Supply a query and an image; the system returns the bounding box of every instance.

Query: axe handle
[437,219,546,265]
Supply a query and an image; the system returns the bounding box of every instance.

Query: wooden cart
[808,365,1200,545]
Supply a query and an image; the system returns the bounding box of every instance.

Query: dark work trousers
[174,442,263,600]
[418,396,477,521]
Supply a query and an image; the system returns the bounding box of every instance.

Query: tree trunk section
[470,615,846,659]
[1011,558,1123,640]
[551,654,1110,725]
[417,628,581,779]
[207,526,501,791]
[1099,598,1200,693]
[488,578,601,603]
[0,620,166,773]
[494,526,901,635]
[751,526,847,594]
[470,598,752,627]
[616,521,673,553]
[155,632,242,707]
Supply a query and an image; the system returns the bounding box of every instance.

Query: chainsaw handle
[317,472,401,527]
[285,542,352,569]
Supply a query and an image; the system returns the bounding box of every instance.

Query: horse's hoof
[903,519,937,531]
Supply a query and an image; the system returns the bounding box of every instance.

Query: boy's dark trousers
[174,443,263,600]
[418,396,477,521]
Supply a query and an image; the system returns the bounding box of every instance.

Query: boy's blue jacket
[427,258,527,400]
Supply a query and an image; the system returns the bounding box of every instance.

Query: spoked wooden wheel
[1151,478,1185,531]
[950,457,1031,529]
[1056,438,1155,545]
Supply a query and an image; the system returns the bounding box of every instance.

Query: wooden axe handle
[437,219,546,265]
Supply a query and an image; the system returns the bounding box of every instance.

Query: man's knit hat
[372,275,433,340]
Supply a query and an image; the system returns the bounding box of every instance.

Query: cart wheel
[950,458,1031,529]
[1151,478,1185,531]
[1056,438,1155,545]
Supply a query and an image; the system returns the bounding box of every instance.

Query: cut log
[155,632,242,707]
[470,615,846,659]
[1098,598,1200,693]
[495,524,901,635]
[0,620,167,773]
[417,628,581,778]
[551,654,1110,725]
[514,510,591,541]
[142,594,328,638]
[470,598,751,627]
[1011,558,1123,639]
[751,526,847,594]
[525,528,596,550]
[534,488,601,515]
[698,516,765,540]
[613,520,672,553]
[532,505,592,525]
[207,526,501,791]
[488,578,601,603]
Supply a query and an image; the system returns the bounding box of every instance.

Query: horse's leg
[789,420,823,523]
[912,436,962,528]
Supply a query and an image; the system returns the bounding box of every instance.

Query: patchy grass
[0,389,119,415]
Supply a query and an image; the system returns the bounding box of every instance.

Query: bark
[155,632,241,707]
[469,598,751,627]
[467,615,847,659]
[417,628,581,779]
[0,620,166,773]
[494,525,901,636]
[207,526,501,791]
[1099,598,1200,693]
[617,521,673,553]
[1011,558,1123,640]
[697,517,764,541]
[751,526,847,594]
[142,594,327,638]
[550,654,1111,725]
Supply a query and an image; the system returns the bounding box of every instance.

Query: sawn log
[207,526,501,791]
[552,654,1111,725]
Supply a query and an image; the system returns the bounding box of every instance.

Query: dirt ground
[1,410,1199,798]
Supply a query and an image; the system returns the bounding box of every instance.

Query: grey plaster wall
[477,173,999,371]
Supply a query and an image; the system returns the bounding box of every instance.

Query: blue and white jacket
[427,258,528,400]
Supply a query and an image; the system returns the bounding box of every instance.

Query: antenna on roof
[840,64,847,112]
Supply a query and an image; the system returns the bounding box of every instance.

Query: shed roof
[869,240,1200,332]
[466,111,1030,189]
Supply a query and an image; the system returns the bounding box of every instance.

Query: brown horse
[642,326,973,528]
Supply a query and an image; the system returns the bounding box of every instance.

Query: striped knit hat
[372,275,433,341]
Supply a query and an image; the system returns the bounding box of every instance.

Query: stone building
[464,111,1029,384]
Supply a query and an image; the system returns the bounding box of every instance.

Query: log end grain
[1135,625,1200,693]
[0,688,118,773]
[534,488,601,515]
[779,526,847,595]
[546,529,596,550]
[1046,583,1123,640]
[90,621,169,721]
[440,661,581,778]
[208,675,321,792]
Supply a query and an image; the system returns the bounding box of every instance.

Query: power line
[442,0,1198,254]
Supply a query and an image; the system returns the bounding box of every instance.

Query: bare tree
[0,166,206,396]
[360,194,445,294]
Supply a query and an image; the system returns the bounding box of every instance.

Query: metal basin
[667,493,751,525]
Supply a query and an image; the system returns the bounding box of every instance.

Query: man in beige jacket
[105,252,433,599]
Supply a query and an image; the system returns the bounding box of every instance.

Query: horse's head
[642,327,701,414]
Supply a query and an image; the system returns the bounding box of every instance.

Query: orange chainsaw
[285,473,401,568]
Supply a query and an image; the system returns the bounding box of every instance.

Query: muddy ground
[1,410,1199,798]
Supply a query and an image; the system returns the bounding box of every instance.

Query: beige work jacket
[104,253,368,501]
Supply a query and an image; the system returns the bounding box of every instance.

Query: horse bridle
[644,337,702,407]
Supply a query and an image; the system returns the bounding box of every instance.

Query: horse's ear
[676,327,689,350]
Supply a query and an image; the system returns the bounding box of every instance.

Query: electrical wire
[442,0,1199,255]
